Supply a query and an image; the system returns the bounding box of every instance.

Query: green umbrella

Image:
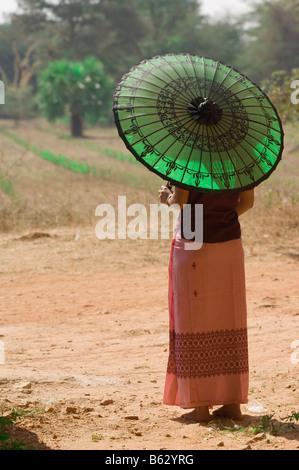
[113,53,284,192]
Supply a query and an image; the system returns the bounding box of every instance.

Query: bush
[262,68,299,123]
[37,57,115,136]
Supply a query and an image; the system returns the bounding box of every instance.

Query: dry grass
[0,118,298,241]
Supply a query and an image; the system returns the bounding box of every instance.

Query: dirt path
[0,225,298,451]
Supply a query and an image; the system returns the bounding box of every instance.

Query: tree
[0,29,39,123]
[196,16,245,68]
[13,0,110,62]
[37,57,114,137]
[135,0,204,57]
[95,0,148,78]
[239,0,299,83]
[13,0,204,80]
[262,68,299,122]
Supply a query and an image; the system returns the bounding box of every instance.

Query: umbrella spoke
[120,85,192,109]
[181,120,205,185]
[115,109,192,124]
[202,57,207,100]
[207,118,266,185]
[128,115,194,150]
[159,55,199,104]
[219,112,282,135]
[152,113,200,173]
[208,115,244,189]
[215,84,259,108]
[207,61,220,101]
[208,66,234,103]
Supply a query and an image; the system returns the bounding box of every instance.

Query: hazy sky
[0,0,254,22]
[201,0,253,16]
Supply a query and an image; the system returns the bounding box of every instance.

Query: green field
[0,118,298,236]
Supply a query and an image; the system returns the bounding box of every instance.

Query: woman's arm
[236,189,255,216]
[159,184,189,209]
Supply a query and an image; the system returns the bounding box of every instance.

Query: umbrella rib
[247,119,281,135]
[212,75,248,104]
[212,120,258,185]
[234,140,265,177]
[115,102,192,113]
[122,113,280,169]
[160,55,198,104]
[201,57,207,98]
[180,117,205,185]
[188,53,200,81]
[215,117,279,163]
[175,118,202,174]
[128,67,169,88]
[208,118,243,188]
[152,115,200,175]
[118,85,162,96]
[119,85,191,108]
[216,116,267,177]
[172,54,199,102]
[115,109,192,123]
[113,104,191,114]
[229,114,281,130]
[209,115,271,184]
[215,84,259,108]
[135,60,196,106]
[228,111,278,120]
[120,76,195,110]
[243,130,281,158]
[135,68,170,89]
[146,117,201,170]
[220,103,273,111]
[188,54,206,102]
[219,90,269,104]
[115,107,158,115]
[205,124,216,190]
[219,112,281,135]
[207,61,220,101]
[208,67,234,103]
[220,108,274,119]
[120,81,180,97]
[129,115,191,138]
[119,78,164,92]
[213,118,259,180]
[116,105,192,117]
[128,114,194,150]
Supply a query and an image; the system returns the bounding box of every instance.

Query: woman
[158,184,254,422]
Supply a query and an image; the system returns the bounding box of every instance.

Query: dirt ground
[0,221,298,451]
[0,120,298,451]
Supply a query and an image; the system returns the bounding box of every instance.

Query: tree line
[0,0,298,133]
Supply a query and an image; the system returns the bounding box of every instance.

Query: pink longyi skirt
[163,236,249,409]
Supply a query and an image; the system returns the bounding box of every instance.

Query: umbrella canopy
[113,53,284,192]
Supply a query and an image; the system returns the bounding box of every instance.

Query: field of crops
[0,118,298,233]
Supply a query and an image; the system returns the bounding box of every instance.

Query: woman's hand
[158,184,189,208]
[158,185,173,205]
[236,189,254,216]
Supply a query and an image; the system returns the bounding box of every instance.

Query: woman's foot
[212,404,243,421]
[182,406,211,423]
